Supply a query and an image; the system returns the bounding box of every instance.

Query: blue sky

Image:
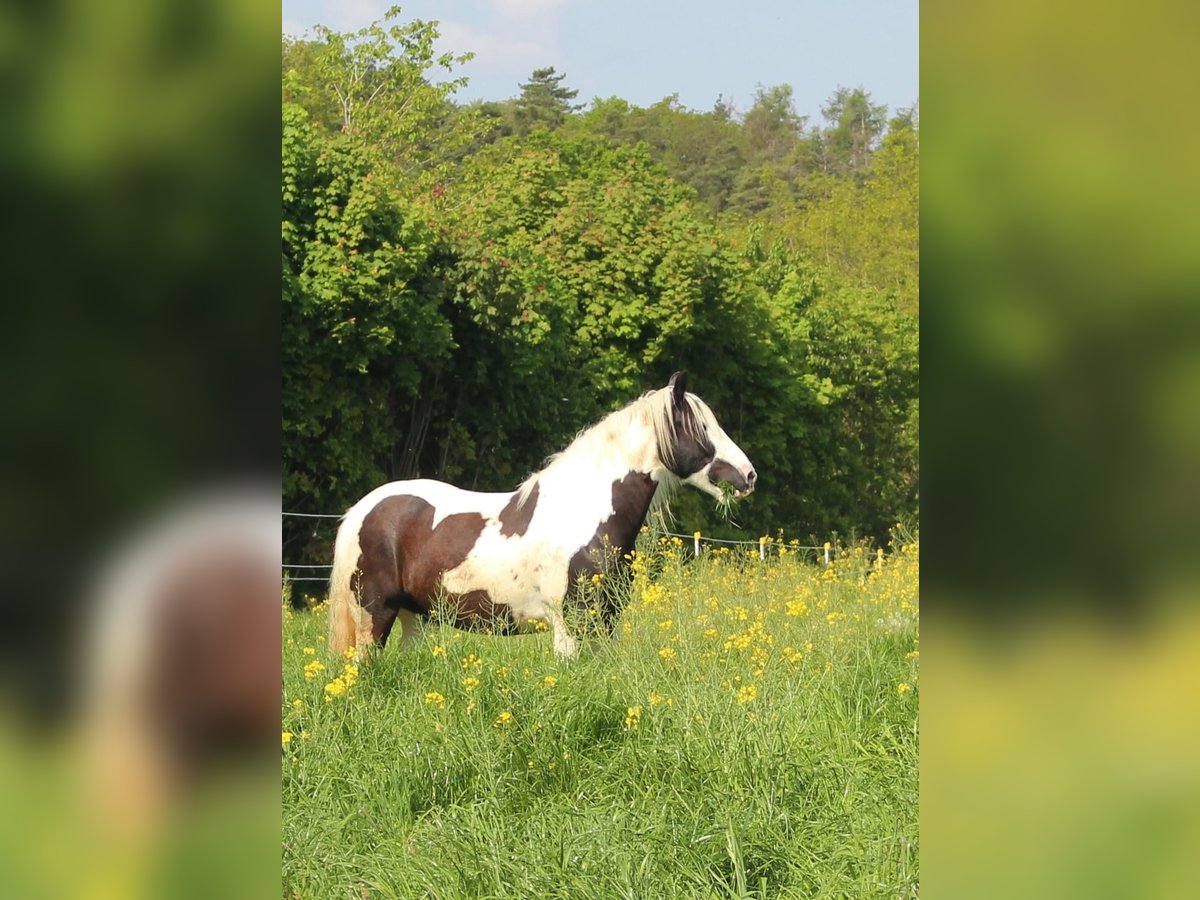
[283,1,918,123]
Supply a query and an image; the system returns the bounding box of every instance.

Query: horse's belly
[441,541,569,623]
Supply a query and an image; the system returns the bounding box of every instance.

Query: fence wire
[283,511,851,578]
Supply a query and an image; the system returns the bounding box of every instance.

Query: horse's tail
[327,515,359,658]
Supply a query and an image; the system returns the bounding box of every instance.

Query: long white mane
[512,385,722,512]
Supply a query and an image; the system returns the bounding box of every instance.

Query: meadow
[282,535,919,899]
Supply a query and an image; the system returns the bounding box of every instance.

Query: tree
[515,67,581,133]
[820,86,887,175]
[285,7,480,191]
[741,84,806,165]
[727,85,809,218]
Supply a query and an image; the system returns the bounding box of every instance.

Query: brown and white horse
[327,372,755,659]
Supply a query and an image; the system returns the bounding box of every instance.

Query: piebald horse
[327,372,755,659]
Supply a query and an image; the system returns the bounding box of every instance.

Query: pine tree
[515,67,581,133]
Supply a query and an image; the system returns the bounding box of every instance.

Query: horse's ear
[667,371,688,405]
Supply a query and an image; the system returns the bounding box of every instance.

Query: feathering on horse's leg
[545,600,578,660]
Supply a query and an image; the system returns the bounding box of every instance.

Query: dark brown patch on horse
[668,382,715,477]
[567,472,658,628]
[708,459,750,492]
[497,482,538,537]
[354,495,508,644]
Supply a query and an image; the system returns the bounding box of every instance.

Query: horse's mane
[512,386,718,514]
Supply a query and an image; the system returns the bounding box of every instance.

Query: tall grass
[282,536,919,899]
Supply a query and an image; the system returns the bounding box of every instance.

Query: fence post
[759,537,766,561]
[693,531,702,559]
[876,548,884,571]
[824,541,831,565]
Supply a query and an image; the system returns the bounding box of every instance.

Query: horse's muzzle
[734,468,757,498]
[712,462,755,498]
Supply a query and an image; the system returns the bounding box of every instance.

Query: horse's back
[347,479,511,525]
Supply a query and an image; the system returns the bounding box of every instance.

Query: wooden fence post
[693,531,701,559]
[824,541,831,565]
[759,537,766,561]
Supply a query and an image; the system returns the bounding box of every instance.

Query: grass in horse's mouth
[714,482,740,522]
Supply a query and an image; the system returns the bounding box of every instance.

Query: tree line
[283,9,918,564]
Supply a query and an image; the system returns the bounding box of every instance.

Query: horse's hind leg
[352,575,399,656]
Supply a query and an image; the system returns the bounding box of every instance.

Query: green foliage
[575,95,746,213]
[283,102,450,520]
[282,7,480,192]
[281,11,919,548]
[772,115,920,313]
[427,131,742,485]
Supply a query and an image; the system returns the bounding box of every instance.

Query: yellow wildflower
[302,646,316,655]
[303,660,325,681]
[736,684,758,704]
[542,675,557,688]
[424,691,446,709]
[462,654,481,670]
[624,705,642,731]
[291,698,303,710]
[281,731,294,748]
[494,710,513,727]
[648,691,672,707]
[897,682,912,694]
[324,678,347,699]
[658,647,677,661]
[462,676,481,692]
[658,619,673,630]
[431,645,446,657]
[343,647,357,661]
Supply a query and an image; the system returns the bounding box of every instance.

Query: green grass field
[282,536,919,899]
